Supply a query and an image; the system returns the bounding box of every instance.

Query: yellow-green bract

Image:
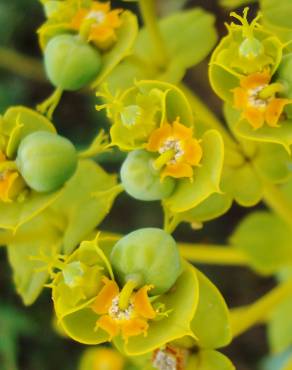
[52,234,199,355]
[98,80,224,223]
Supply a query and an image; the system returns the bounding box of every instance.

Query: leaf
[106,8,217,91]
[164,130,224,213]
[135,9,217,82]
[191,269,232,349]
[253,143,292,184]
[221,162,263,207]
[230,211,292,274]
[261,351,292,370]
[187,350,235,370]
[7,212,63,305]
[51,160,122,254]
[235,118,292,154]
[164,193,232,233]
[260,0,292,31]
[268,296,292,353]
[0,188,62,232]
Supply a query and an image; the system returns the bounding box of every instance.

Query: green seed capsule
[110,228,182,295]
[120,150,175,201]
[16,131,77,192]
[44,34,102,91]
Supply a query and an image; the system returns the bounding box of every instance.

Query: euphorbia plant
[3,1,292,370]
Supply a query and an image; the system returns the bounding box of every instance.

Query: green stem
[0,46,45,82]
[178,243,248,266]
[231,279,292,338]
[262,180,292,228]
[36,87,63,119]
[139,0,168,67]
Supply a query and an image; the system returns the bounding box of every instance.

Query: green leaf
[135,9,217,83]
[51,160,122,254]
[7,212,62,305]
[164,130,224,213]
[164,193,232,233]
[253,143,291,184]
[230,211,292,274]
[235,118,292,154]
[187,350,235,370]
[222,162,263,207]
[261,0,292,42]
[0,188,62,232]
[191,269,232,349]
[107,8,217,91]
[268,296,292,353]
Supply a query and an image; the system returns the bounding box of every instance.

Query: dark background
[0,1,273,369]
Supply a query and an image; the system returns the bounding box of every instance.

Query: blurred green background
[0,1,274,369]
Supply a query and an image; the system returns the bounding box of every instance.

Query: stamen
[248,85,269,108]
[152,349,178,370]
[109,295,134,321]
[159,138,185,164]
[86,10,106,24]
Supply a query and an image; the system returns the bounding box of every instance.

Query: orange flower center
[158,138,185,164]
[71,1,123,50]
[108,295,134,321]
[147,119,202,179]
[247,84,269,109]
[92,277,156,341]
[233,71,292,129]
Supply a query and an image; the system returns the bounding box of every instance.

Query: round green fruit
[110,228,182,295]
[16,131,77,192]
[44,34,102,91]
[120,150,175,201]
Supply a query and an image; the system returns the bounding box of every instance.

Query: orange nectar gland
[233,71,292,129]
[91,277,156,342]
[71,1,122,50]
[0,151,23,202]
[152,345,188,370]
[147,119,202,180]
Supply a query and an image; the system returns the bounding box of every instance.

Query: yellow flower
[146,119,202,180]
[233,71,291,129]
[0,152,25,202]
[71,1,122,50]
[91,277,156,342]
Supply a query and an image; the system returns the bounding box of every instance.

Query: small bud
[16,131,77,192]
[120,150,175,201]
[110,228,182,295]
[239,37,264,59]
[44,34,102,91]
